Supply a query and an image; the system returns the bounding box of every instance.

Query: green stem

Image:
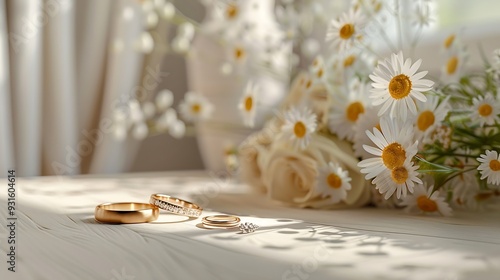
[434,167,478,192]
[414,156,459,172]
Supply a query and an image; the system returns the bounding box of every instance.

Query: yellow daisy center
[226,4,238,19]
[446,56,458,74]
[191,103,201,113]
[327,173,342,189]
[316,68,324,78]
[244,96,253,112]
[391,166,408,184]
[417,195,438,212]
[346,101,365,122]
[475,192,493,201]
[444,34,455,49]
[478,104,493,117]
[234,47,245,61]
[417,111,435,131]
[305,79,312,89]
[382,143,406,169]
[339,23,355,40]
[313,58,319,67]
[343,55,356,68]
[294,121,307,138]
[388,74,412,99]
[490,159,500,171]
[373,0,382,12]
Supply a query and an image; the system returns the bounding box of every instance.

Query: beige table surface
[1,171,499,280]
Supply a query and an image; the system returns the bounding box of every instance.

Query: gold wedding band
[150,194,202,218]
[202,215,241,228]
[95,202,159,224]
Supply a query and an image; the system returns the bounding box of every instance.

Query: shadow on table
[7,197,498,280]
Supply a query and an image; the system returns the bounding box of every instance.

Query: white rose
[261,133,370,208]
[238,119,280,193]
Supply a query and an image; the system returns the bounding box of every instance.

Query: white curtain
[0,0,149,176]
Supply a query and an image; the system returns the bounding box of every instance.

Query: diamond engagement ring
[239,222,259,233]
[149,194,203,218]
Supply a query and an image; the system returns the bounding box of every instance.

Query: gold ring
[95,202,159,224]
[150,194,202,218]
[202,215,241,228]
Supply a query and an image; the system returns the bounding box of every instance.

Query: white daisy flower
[413,95,450,142]
[440,48,467,83]
[358,117,418,180]
[229,42,248,65]
[224,1,239,21]
[449,170,480,208]
[179,92,214,122]
[325,51,374,86]
[238,82,258,128]
[471,93,500,127]
[310,56,326,83]
[467,190,500,211]
[281,107,317,150]
[493,48,500,65]
[413,1,433,27]
[477,150,500,185]
[352,0,384,15]
[326,8,364,52]
[372,159,422,199]
[443,34,456,51]
[329,79,371,141]
[315,162,352,204]
[353,106,380,160]
[401,184,452,216]
[487,49,500,80]
[369,51,434,119]
[275,4,299,40]
[424,124,452,149]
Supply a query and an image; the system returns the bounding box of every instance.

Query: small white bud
[160,2,175,20]
[146,12,159,29]
[132,122,149,140]
[169,120,186,138]
[178,22,195,40]
[135,32,154,53]
[142,101,156,119]
[113,124,128,141]
[155,89,174,110]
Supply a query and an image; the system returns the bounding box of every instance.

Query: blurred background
[0,0,499,177]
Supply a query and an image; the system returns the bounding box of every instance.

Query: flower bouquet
[238,0,500,216]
